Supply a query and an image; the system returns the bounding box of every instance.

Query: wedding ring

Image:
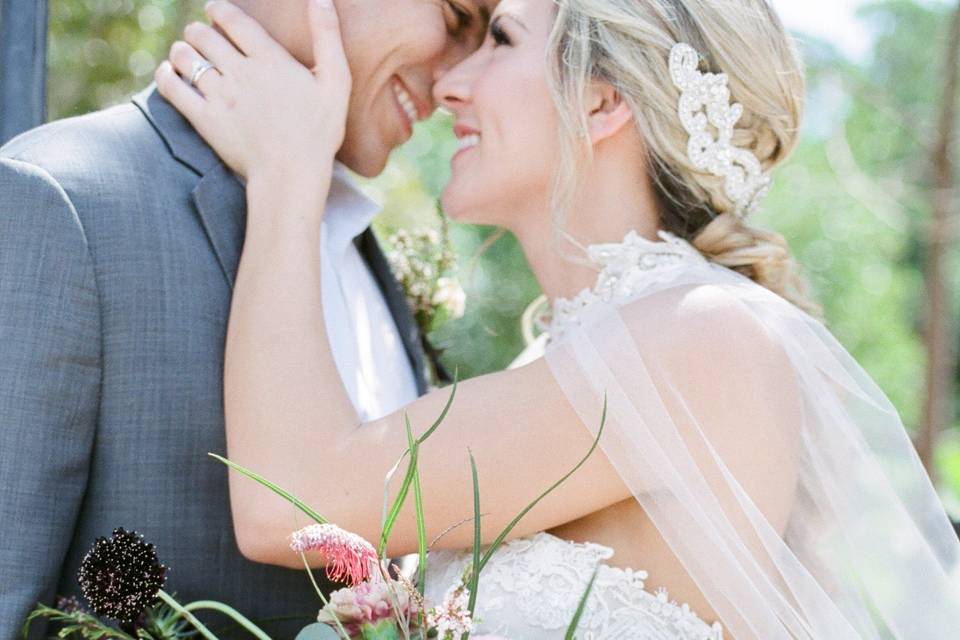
[190,59,216,88]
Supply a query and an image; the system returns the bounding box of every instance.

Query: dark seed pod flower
[77,528,167,624]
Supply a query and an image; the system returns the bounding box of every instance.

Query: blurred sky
[772,0,947,59]
[772,0,874,59]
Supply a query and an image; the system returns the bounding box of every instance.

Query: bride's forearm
[224,170,359,558]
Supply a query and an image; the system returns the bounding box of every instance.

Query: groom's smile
[329,0,494,177]
[390,77,429,139]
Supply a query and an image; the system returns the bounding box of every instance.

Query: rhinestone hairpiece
[668,42,771,218]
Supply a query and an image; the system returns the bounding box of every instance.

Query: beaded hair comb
[668,43,771,218]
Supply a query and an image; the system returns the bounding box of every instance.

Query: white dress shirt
[319,163,419,421]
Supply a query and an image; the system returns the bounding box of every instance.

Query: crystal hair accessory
[668,42,771,218]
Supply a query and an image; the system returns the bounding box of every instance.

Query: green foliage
[45,0,960,509]
[48,0,204,120]
[23,599,193,639]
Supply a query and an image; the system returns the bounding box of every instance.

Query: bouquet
[25,383,606,640]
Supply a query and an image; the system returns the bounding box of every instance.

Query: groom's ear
[586,81,633,145]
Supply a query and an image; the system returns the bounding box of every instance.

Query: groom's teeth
[392,83,418,125]
[457,134,480,151]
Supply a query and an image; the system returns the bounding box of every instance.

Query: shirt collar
[324,162,382,262]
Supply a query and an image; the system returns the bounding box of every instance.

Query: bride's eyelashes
[489,18,512,47]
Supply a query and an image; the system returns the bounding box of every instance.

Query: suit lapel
[134,85,246,289]
[356,229,432,395]
[134,85,438,391]
[191,165,247,289]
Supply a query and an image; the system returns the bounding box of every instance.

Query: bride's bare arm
[151,0,626,568]
[156,0,798,572]
[226,175,629,567]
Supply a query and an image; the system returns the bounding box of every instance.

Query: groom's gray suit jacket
[0,86,430,639]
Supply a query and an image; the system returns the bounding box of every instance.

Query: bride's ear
[586,81,633,145]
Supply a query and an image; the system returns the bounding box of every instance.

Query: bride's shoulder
[621,281,784,366]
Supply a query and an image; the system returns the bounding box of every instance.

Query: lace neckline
[548,230,706,337]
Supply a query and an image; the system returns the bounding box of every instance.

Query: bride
[155,0,960,637]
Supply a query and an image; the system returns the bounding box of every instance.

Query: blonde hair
[547,0,820,315]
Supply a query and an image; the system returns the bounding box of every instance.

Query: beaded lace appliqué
[426,533,723,640]
[549,230,706,339]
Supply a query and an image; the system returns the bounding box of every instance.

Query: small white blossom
[427,584,474,640]
[433,277,466,319]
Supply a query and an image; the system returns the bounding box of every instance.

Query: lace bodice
[547,230,709,341]
[424,532,723,639]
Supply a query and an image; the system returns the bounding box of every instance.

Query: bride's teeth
[457,134,480,151]
[392,83,418,125]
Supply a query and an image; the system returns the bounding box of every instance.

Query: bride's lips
[390,78,427,140]
[452,123,481,163]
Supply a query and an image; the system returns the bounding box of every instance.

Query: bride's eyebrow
[492,12,530,33]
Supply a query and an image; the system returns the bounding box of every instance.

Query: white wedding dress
[422,229,960,639]
[425,532,723,639]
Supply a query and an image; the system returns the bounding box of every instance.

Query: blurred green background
[46,0,960,513]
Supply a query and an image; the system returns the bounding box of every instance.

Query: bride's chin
[440,190,472,222]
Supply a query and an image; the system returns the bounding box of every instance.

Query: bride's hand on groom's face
[155,0,351,186]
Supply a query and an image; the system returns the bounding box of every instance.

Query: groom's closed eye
[444,0,491,48]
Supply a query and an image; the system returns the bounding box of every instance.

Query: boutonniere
[385,210,465,338]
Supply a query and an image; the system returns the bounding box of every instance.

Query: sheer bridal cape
[540,230,960,639]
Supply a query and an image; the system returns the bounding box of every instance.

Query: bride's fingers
[155,61,205,125]
[183,21,243,72]
[307,0,350,83]
[204,0,280,58]
[169,40,223,96]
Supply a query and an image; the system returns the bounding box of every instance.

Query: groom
[0,1,489,637]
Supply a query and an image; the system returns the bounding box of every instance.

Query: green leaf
[360,619,402,640]
[208,453,327,525]
[565,566,599,640]
[478,396,607,574]
[295,623,343,640]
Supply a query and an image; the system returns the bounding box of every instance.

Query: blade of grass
[379,378,458,556]
[405,416,429,596]
[465,449,482,631]
[415,372,458,445]
[381,450,409,537]
[564,565,599,640]
[379,433,418,556]
[478,396,607,573]
[209,453,327,525]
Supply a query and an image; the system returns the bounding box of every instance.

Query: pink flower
[317,579,414,638]
[289,523,378,585]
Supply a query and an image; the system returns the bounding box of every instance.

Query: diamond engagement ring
[189,59,216,88]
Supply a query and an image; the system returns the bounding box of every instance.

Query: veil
[544,249,960,639]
